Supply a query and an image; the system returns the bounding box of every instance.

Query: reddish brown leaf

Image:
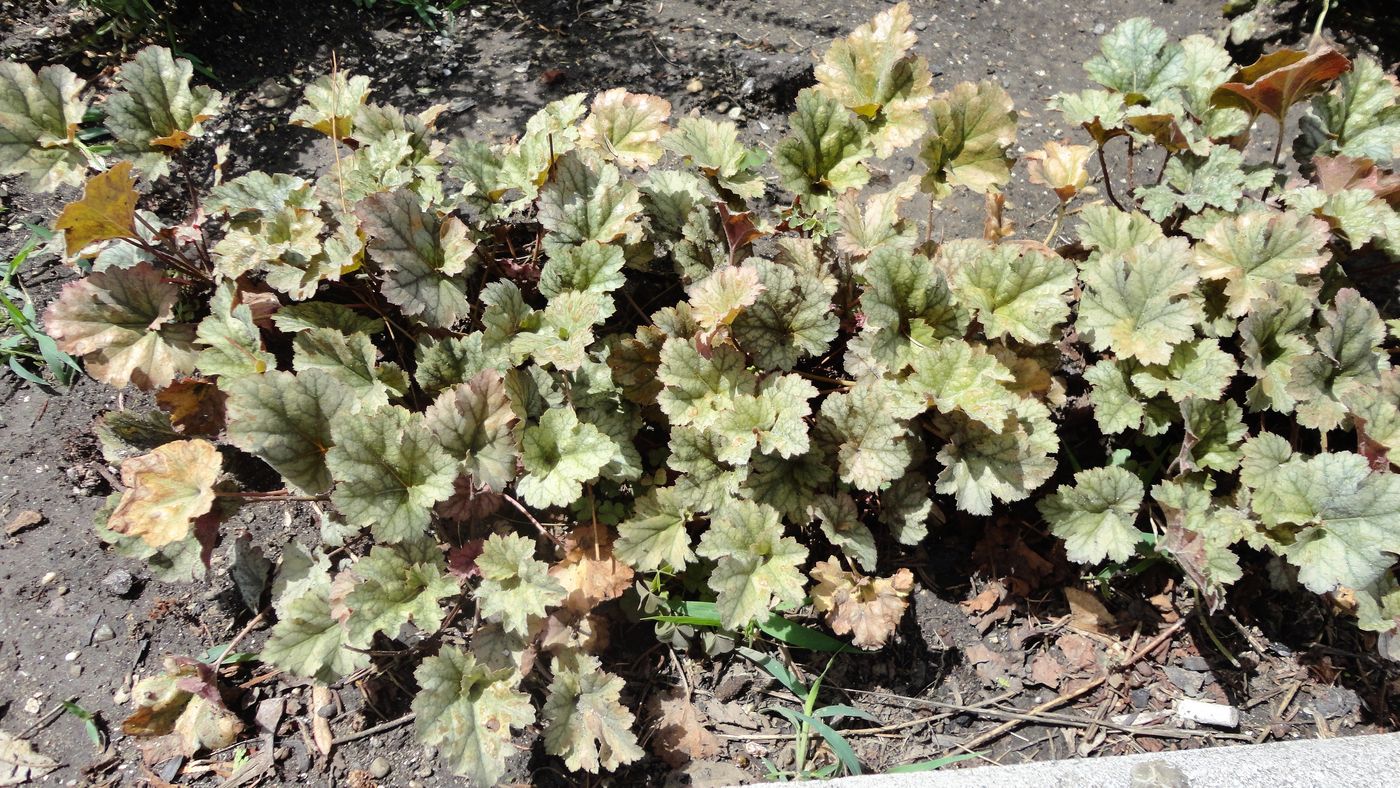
[1029,652,1065,688]
[1213,48,1351,121]
[1313,155,1400,205]
[447,539,485,581]
[434,476,503,523]
[1057,632,1099,672]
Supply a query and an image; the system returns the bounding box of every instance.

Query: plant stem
[1311,0,1333,49]
[213,606,269,668]
[1096,145,1127,211]
[215,490,329,502]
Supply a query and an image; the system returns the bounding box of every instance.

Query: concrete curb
[806,732,1400,788]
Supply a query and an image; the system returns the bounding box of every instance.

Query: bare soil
[0,1,1396,786]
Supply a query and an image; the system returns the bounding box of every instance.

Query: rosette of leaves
[8,11,1400,785]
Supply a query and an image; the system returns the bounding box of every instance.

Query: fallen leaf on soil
[550,526,634,614]
[1064,586,1116,634]
[311,686,334,755]
[156,379,227,436]
[54,161,139,255]
[648,686,720,768]
[0,731,58,786]
[960,582,1004,615]
[965,642,1016,685]
[3,510,43,537]
[810,559,914,649]
[1029,652,1065,688]
[108,439,222,548]
[123,657,244,756]
[1057,632,1100,672]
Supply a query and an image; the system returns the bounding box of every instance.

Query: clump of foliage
[3,3,1399,779]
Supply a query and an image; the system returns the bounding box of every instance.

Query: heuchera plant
[2,4,1399,779]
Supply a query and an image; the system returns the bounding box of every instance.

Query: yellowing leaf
[0,61,88,191]
[920,81,1017,199]
[580,88,671,168]
[123,657,243,756]
[54,161,139,256]
[688,264,765,331]
[542,654,645,774]
[813,1,933,156]
[106,46,224,176]
[1038,466,1145,565]
[1076,237,1203,366]
[1194,209,1329,317]
[810,559,913,649]
[108,439,221,548]
[413,647,535,786]
[289,70,372,140]
[1025,141,1093,202]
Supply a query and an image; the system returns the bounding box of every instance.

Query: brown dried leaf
[1064,586,1117,634]
[648,686,720,768]
[964,642,1015,685]
[550,526,634,614]
[310,686,334,755]
[809,558,913,650]
[959,583,1004,615]
[1057,632,1099,672]
[54,161,139,256]
[108,439,222,547]
[156,378,227,436]
[3,510,43,537]
[1029,652,1065,688]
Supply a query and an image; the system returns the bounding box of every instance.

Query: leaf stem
[503,492,562,546]
[1096,145,1127,212]
[213,606,269,668]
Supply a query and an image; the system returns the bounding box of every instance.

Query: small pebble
[1092,22,1106,34]
[415,765,433,778]
[68,664,83,677]
[64,651,79,662]
[726,107,743,120]
[40,571,57,585]
[317,703,337,719]
[93,625,116,643]
[102,569,135,597]
[686,78,704,93]
[113,688,130,705]
[369,757,392,779]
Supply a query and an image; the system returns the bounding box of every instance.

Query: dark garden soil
[0,0,1397,785]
